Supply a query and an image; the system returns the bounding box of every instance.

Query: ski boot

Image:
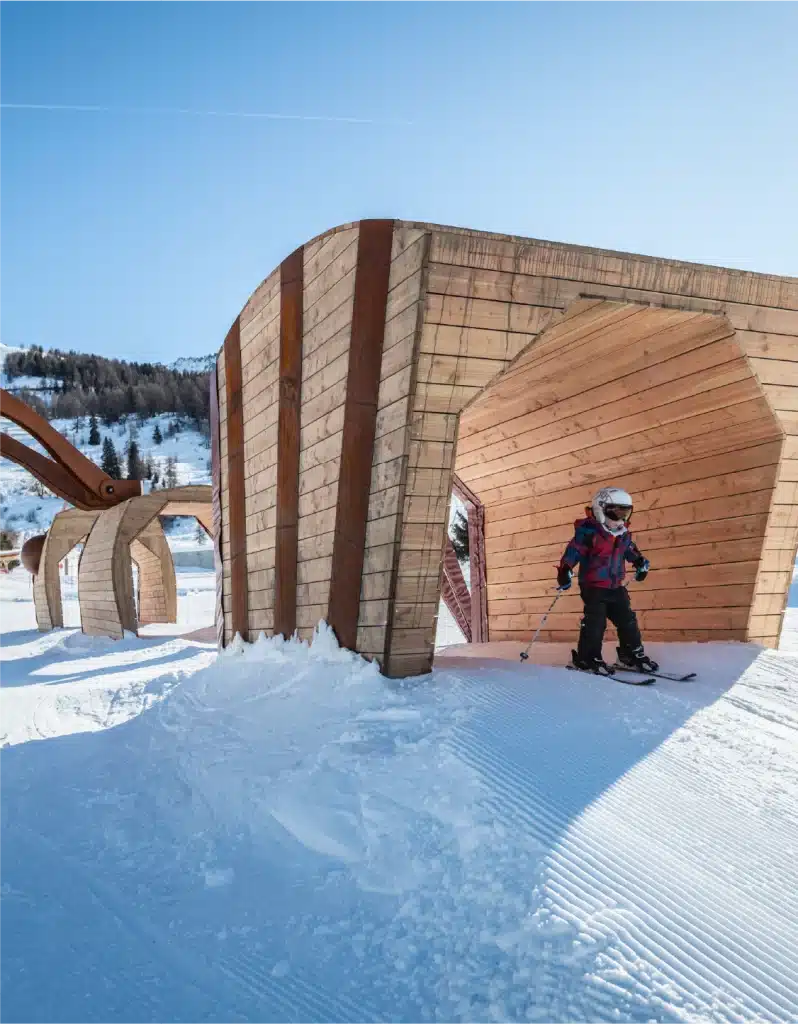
[571,650,615,675]
[616,645,659,673]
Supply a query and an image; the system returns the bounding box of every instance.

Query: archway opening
[432,298,782,665]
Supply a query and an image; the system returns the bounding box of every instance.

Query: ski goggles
[604,504,633,523]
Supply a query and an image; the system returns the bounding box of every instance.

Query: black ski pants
[577,585,642,662]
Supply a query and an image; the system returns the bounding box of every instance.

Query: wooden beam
[210,365,224,648]
[452,473,488,642]
[223,317,249,641]
[441,538,472,641]
[0,432,104,510]
[274,247,304,637]
[0,387,140,505]
[328,219,394,651]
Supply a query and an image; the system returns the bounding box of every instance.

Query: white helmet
[592,486,634,535]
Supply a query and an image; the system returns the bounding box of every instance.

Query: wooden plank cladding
[223,317,249,641]
[213,219,798,676]
[210,365,224,647]
[274,247,304,638]
[327,219,395,652]
[78,487,212,640]
[455,300,784,647]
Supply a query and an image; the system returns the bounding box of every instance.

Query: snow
[0,411,211,540]
[3,570,798,1023]
[170,354,215,374]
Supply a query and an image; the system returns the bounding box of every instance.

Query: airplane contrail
[0,102,413,125]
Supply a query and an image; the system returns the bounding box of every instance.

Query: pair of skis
[566,663,697,686]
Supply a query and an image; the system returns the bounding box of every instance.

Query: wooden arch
[79,486,212,639]
[0,388,140,509]
[33,508,99,630]
[32,508,179,632]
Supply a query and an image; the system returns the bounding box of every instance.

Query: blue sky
[2,2,797,364]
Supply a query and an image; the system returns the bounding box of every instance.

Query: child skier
[557,486,658,675]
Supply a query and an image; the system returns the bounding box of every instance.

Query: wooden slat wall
[238,267,281,639]
[274,248,304,637]
[33,508,98,630]
[217,347,231,642]
[745,347,798,644]
[133,518,177,625]
[78,488,212,638]
[294,225,360,639]
[212,219,797,670]
[453,300,782,644]
[328,220,395,650]
[356,225,429,668]
[419,227,798,651]
[383,247,567,675]
[223,317,249,640]
[79,501,131,638]
[421,226,797,311]
[210,364,224,647]
[131,540,166,623]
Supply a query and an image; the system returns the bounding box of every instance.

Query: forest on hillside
[4,345,211,429]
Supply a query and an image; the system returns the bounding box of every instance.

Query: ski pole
[520,587,566,661]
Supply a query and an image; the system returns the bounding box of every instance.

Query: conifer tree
[88,414,101,446]
[126,438,143,480]
[449,510,470,562]
[100,437,122,479]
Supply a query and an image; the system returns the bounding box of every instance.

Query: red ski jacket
[559,515,644,589]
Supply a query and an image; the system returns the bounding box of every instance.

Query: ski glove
[557,565,573,590]
[633,556,650,583]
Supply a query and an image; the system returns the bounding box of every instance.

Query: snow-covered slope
[170,354,215,374]
[3,567,797,1023]
[0,413,211,539]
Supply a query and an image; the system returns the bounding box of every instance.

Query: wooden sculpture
[211,220,798,677]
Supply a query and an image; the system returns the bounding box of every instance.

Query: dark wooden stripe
[274,247,304,637]
[210,364,225,648]
[452,474,488,642]
[328,219,394,651]
[223,317,249,641]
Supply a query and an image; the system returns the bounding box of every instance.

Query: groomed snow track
[2,622,798,1023]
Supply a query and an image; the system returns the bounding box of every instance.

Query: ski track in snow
[3,591,798,1021]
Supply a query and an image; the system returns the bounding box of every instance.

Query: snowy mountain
[0,413,212,541]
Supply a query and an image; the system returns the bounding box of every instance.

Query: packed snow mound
[3,615,798,1023]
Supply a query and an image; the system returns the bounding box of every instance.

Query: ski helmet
[592,486,634,534]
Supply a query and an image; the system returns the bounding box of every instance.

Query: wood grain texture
[33,509,99,631]
[78,488,211,639]
[210,364,225,647]
[274,247,304,637]
[452,300,784,647]
[223,317,249,641]
[133,519,177,625]
[327,219,395,651]
[213,219,798,665]
[360,228,429,670]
